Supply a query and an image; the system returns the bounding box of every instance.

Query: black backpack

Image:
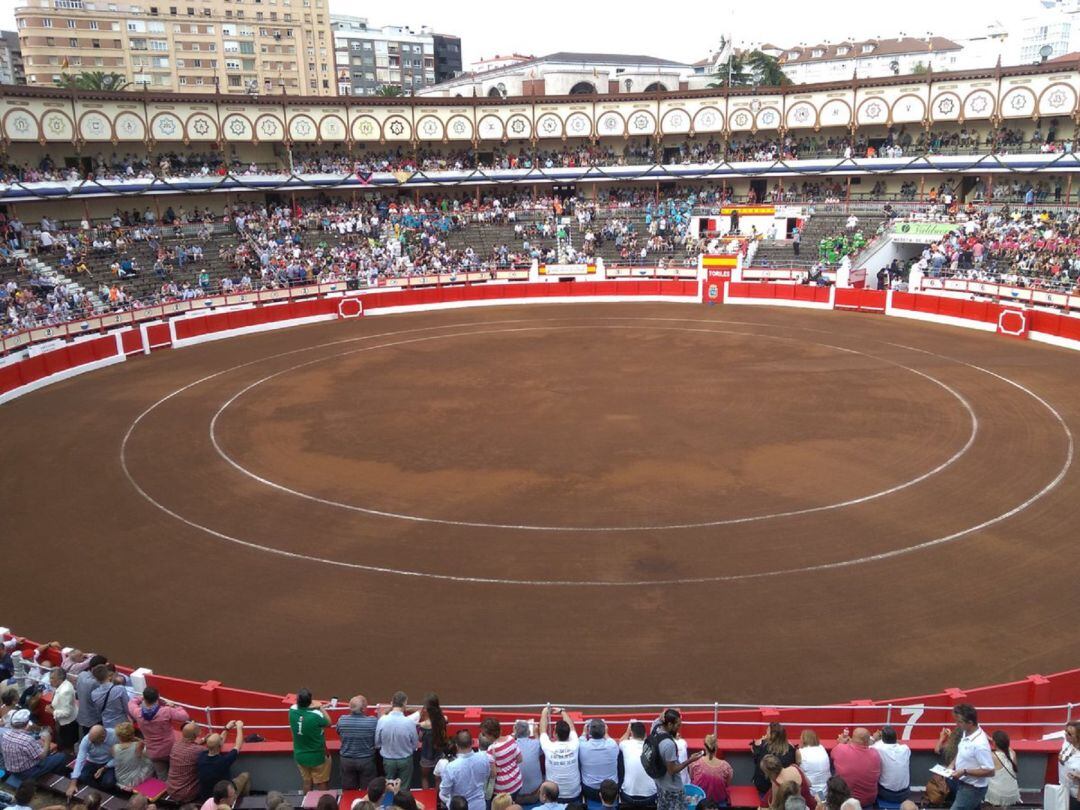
[640,728,673,779]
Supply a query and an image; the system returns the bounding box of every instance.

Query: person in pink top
[831,728,882,809]
[128,686,190,779]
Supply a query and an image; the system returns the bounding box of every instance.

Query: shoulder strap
[98,684,116,712]
[995,750,1018,781]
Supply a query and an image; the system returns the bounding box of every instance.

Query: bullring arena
[5,63,1080,804]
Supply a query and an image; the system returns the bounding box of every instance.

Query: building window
[69,36,78,45]
[42,17,54,26]
[861,44,874,53]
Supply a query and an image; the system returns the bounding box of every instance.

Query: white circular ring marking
[206,324,979,531]
[118,316,1073,586]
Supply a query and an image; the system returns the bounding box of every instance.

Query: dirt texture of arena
[3,302,1079,707]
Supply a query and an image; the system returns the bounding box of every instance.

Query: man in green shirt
[289,689,332,791]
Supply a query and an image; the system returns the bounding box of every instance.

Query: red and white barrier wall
[0,280,700,403]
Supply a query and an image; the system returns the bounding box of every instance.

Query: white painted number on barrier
[898,704,925,740]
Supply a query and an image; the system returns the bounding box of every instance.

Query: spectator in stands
[796,730,831,802]
[376,691,420,788]
[947,704,995,810]
[441,730,494,810]
[689,734,733,805]
[651,709,702,810]
[536,781,561,810]
[46,667,78,753]
[338,695,379,790]
[831,729,880,809]
[984,730,1019,807]
[760,754,815,808]
[420,695,449,789]
[129,686,191,779]
[202,779,243,810]
[870,726,910,804]
[197,720,249,801]
[167,721,208,804]
[482,718,523,800]
[539,706,582,802]
[69,724,119,793]
[113,721,154,790]
[288,688,332,792]
[598,779,619,810]
[820,776,861,810]
[618,721,656,807]
[752,723,796,799]
[578,719,619,802]
[7,781,35,810]
[1057,721,1080,810]
[1,709,67,780]
[513,720,543,802]
[90,664,128,729]
[76,655,109,735]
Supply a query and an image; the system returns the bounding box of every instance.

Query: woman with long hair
[751,723,796,798]
[689,734,733,805]
[419,693,449,789]
[760,754,815,810]
[985,730,1020,807]
[795,730,830,802]
[819,776,860,810]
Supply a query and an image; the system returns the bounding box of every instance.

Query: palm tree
[55,71,132,91]
[709,50,791,88]
[374,85,403,97]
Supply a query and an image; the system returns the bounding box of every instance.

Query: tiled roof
[775,36,961,65]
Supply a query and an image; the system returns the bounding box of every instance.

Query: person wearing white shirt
[795,729,831,801]
[538,705,581,801]
[46,668,78,753]
[618,722,657,807]
[1058,721,1080,809]
[871,726,911,804]
[948,704,995,810]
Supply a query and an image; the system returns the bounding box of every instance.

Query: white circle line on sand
[117,316,1073,586]
[205,324,979,531]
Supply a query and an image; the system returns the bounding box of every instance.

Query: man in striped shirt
[481,718,523,798]
[337,695,379,790]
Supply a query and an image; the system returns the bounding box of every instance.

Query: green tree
[709,50,791,88]
[374,84,404,97]
[54,71,132,91]
[911,61,929,74]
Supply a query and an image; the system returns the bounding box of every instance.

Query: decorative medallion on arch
[477,114,504,141]
[186,113,217,141]
[755,106,781,130]
[3,108,38,141]
[661,109,690,135]
[506,114,532,139]
[890,95,925,125]
[416,115,444,141]
[931,92,961,122]
[114,111,145,141]
[79,110,112,142]
[1001,87,1036,118]
[446,115,473,141]
[151,112,184,141]
[963,90,995,120]
[819,99,851,128]
[352,114,380,141]
[692,107,724,133]
[40,110,74,142]
[382,115,412,141]
[856,98,888,126]
[565,111,592,138]
[1039,83,1076,117]
[255,114,285,141]
[536,113,563,139]
[318,115,346,142]
[786,102,816,129]
[729,108,753,131]
[288,114,317,142]
[222,114,253,141]
[627,110,656,136]
[596,111,625,137]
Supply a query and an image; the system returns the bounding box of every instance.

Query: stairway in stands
[22,252,106,313]
[749,213,886,269]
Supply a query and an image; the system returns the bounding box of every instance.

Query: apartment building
[332,14,459,96]
[15,0,336,94]
[0,31,26,84]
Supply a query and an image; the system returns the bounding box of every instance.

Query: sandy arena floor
[2,302,1079,706]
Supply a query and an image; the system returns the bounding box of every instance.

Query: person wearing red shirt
[831,728,882,809]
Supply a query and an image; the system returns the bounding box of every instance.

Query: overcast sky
[0,0,1052,65]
